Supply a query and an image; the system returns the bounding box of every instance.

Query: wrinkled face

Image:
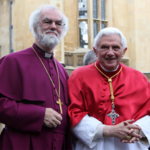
[94,34,127,70]
[35,8,63,48]
[39,8,63,39]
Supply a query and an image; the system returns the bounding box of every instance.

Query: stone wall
[0,0,9,57]
[0,0,65,62]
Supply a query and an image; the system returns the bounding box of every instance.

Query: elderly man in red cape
[68,27,150,150]
[0,5,71,150]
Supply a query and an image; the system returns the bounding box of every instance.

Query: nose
[107,48,114,56]
[50,21,57,29]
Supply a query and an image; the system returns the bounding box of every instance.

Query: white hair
[93,27,127,50]
[83,50,97,65]
[29,4,68,39]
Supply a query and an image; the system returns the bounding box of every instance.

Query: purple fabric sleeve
[0,97,45,133]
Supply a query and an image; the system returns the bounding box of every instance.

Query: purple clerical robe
[0,44,71,150]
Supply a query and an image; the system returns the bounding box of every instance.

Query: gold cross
[56,98,63,114]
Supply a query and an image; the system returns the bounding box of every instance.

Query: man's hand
[103,120,142,141]
[121,121,141,143]
[121,128,141,143]
[43,108,62,128]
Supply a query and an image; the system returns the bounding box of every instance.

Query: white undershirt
[72,115,150,150]
[100,63,119,72]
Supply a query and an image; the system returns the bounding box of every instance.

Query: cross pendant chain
[107,104,119,125]
[56,98,63,114]
[95,63,122,125]
[32,47,63,115]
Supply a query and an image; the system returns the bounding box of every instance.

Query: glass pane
[101,0,105,20]
[93,21,98,38]
[79,21,88,48]
[78,0,87,19]
[93,0,98,19]
[101,22,106,29]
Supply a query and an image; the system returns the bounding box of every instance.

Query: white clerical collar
[34,43,53,59]
[45,53,52,59]
[100,64,119,72]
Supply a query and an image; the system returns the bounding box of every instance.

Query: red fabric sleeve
[68,71,88,128]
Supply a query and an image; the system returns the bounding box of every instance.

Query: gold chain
[32,46,60,99]
[95,63,122,105]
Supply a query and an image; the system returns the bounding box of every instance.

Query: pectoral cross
[56,98,63,114]
[107,104,119,125]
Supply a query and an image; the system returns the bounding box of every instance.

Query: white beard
[36,28,60,49]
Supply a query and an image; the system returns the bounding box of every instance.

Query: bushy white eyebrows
[42,17,62,22]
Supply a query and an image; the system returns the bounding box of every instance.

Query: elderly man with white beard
[0,5,72,150]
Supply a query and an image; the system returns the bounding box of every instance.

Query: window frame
[77,0,108,49]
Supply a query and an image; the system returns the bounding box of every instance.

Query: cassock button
[104,82,107,85]
[100,102,104,105]
[99,110,102,113]
[102,95,105,98]
[103,88,106,91]
[51,67,53,70]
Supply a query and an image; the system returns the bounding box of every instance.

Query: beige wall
[0,0,9,57]
[134,0,150,72]
[64,0,79,52]
[126,0,137,69]
[0,0,65,62]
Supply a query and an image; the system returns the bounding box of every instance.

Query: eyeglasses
[40,18,65,29]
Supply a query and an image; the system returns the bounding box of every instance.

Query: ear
[93,47,98,57]
[122,48,127,57]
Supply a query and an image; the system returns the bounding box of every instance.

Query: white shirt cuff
[134,115,150,145]
[71,114,103,148]
[93,124,105,140]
